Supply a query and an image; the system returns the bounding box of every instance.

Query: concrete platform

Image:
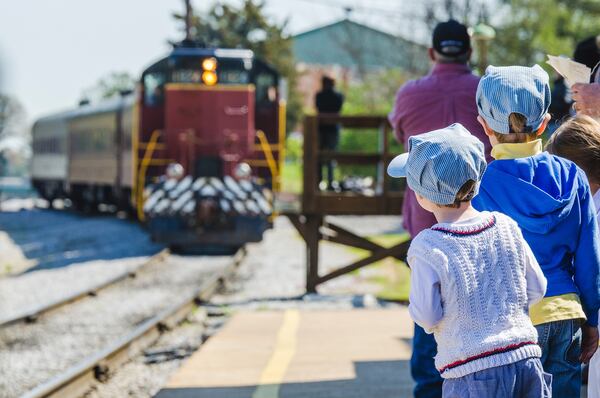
[155,308,414,398]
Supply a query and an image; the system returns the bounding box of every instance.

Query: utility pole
[184,0,193,41]
[470,23,495,76]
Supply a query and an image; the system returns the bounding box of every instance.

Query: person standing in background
[387,19,489,398]
[315,76,344,191]
[574,36,600,73]
[570,36,600,118]
[547,76,571,135]
[573,83,600,117]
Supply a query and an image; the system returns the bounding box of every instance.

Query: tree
[0,94,27,141]
[0,94,29,177]
[417,0,600,76]
[343,69,411,116]
[173,0,302,131]
[490,0,600,67]
[422,0,489,29]
[332,70,407,176]
[81,71,136,102]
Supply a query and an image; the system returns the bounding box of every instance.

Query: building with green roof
[293,19,429,75]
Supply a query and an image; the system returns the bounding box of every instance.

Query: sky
[0,0,424,123]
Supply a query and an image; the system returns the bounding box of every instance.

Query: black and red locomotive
[31,42,285,252]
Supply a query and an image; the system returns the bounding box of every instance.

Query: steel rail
[0,249,170,328]
[21,247,245,398]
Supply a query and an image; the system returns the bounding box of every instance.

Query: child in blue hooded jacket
[472,65,600,397]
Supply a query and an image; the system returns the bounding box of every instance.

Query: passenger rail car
[31,44,285,251]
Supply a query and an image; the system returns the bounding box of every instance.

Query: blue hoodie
[473,152,600,326]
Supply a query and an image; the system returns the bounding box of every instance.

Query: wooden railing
[302,114,403,215]
[285,114,410,292]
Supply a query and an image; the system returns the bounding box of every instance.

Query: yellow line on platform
[251,310,300,398]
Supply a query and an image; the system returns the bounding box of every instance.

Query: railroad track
[1,249,245,398]
[0,249,170,328]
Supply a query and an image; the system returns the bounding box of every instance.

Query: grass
[280,159,372,194]
[347,233,412,302]
[281,161,302,194]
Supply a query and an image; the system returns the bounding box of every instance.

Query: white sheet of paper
[547,54,591,87]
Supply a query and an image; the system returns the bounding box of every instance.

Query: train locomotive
[31,42,285,252]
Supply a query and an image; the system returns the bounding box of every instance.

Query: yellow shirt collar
[491,139,543,160]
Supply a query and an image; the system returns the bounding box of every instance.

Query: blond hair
[546,115,600,185]
[493,113,539,144]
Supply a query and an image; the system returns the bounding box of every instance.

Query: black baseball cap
[432,19,471,57]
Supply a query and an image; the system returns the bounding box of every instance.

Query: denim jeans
[536,318,582,398]
[411,323,443,398]
[442,357,552,398]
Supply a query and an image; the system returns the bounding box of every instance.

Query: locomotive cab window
[254,70,277,106]
[143,72,166,105]
[172,69,203,83]
[170,57,251,85]
[251,60,278,107]
[218,64,250,84]
[255,73,277,105]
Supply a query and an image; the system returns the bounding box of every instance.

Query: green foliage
[343,69,411,115]
[345,233,412,301]
[285,134,302,162]
[422,0,488,31]
[281,134,303,193]
[174,0,302,131]
[490,0,600,67]
[0,94,29,177]
[338,129,379,153]
[332,69,407,176]
[281,159,302,194]
[0,95,26,140]
[82,71,136,101]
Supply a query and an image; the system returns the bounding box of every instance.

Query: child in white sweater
[388,123,550,397]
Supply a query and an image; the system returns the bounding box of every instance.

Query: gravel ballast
[0,207,164,325]
[0,201,408,398]
[0,253,232,398]
[0,207,162,276]
[81,215,406,398]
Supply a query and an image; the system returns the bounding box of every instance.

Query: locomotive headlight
[202,71,218,86]
[166,163,185,180]
[202,57,217,71]
[234,162,252,180]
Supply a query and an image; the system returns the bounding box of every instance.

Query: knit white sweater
[408,211,546,378]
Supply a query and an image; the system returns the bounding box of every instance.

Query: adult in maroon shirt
[388,20,489,398]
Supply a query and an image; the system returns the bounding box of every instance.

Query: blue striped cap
[387,123,486,205]
[476,65,551,134]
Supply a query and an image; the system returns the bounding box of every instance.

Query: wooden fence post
[305,215,322,293]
